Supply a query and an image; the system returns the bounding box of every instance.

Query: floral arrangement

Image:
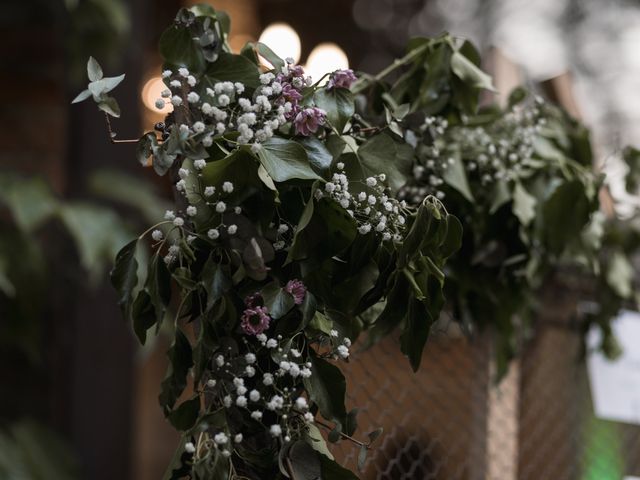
[354,39,639,372]
[74,5,462,479]
[74,4,640,478]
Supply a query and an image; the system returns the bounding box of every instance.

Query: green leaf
[490,180,511,213]
[97,96,121,118]
[512,182,537,226]
[110,239,139,319]
[87,56,103,82]
[257,137,322,182]
[255,42,285,71]
[261,282,295,319]
[206,52,260,89]
[357,133,414,190]
[450,50,495,91]
[296,136,333,173]
[160,24,205,73]
[168,396,201,431]
[59,203,132,277]
[606,251,634,299]
[159,329,194,411]
[357,445,368,472]
[313,88,355,134]
[542,180,593,253]
[305,424,334,460]
[132,290,156,344]
[289,441,322,480]
[442,155,474,201]
[146,254,172,324]
[71,89,91,104]
[201,256,231,311]
[0,176,57,232]
[400,297,432,372]
[319,453,359,479]
[303,350,347,425]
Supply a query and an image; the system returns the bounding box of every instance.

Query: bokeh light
[258,23,301,64]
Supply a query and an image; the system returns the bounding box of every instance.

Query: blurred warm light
[258,23,301,64]
[141,76,173,114]
[305,43,349,84]
[230,34,255,54]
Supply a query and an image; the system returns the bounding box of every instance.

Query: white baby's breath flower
[192,121,205,133]
[154,99,165,109]
[178,67,189,77]
[207,228,220,240]
[162,69,172,78]
[184,442,196,453]
[171,95,183,106]
[215,201,226,213]
[173,217,184,227]
[227,224,238,235]
[204,186,215,197]
[269,425,282,437]
[222,181,234,193]
[194,159,206,170]
[186,206,197,217]
[151,230,163,241]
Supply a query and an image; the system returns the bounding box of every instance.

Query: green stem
[351,42,429,94]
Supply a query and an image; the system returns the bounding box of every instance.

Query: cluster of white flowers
[315,163,408,242]
[160,171,240,265]
[157,62,306,153]
[197,335,317,456]
[405,100,546,204]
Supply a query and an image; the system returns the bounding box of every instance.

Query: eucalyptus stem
[312,418,370,449]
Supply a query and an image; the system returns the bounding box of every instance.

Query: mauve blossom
[281,83,303,101]
[327,69,358,90]
[284,279,307,305]
[244,293,261,308]
[294,107,326,136]
[241,306,271,336]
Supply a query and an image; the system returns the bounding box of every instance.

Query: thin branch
[103,113,154,144]
[312,417,370,449]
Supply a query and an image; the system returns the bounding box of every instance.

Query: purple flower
[284,279,306,305]
[293,107,326,136]
[244,293,261,308]
[241,306,271,336]
[280,83,303,108]
[288,65,305,78]
[327,69,357,90]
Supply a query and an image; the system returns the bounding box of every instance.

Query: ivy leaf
[288,441,322,480]
[201,256,231,311]
[87,56,104,82]
[136,132,158,167]
[257,137,322,182]
[442,155,473,201]
[490,180,511,213]
[314,88,355,134]
[110,238,139,320]
[206,52,261,89]
[512,182,537,227]
[296,136,333,174]
[400,296,433,372]
[357,133,414,190]
[542,180,593,253]
[318,453,359,479]
[303,350,347,425]
[0,176,57,232]
[146,253,172,324]
[305,424,334,460]
[131,290,156,344]
[450,50,495,91]
[168,396,200,431]
[255,42,285,71]
[160,24,206,73]
[606,251,634,299]
[159,329,194,411]
[261,282,295,319]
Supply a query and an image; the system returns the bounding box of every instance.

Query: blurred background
[2,0,640,479]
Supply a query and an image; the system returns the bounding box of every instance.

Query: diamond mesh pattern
[329,324,640,480]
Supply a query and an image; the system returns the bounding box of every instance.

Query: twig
[285,456,298,480]
[103,113,148,144]
[312,417,370,449]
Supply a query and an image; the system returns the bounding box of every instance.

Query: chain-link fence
[331,315,640,479]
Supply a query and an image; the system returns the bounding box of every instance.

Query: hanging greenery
[73,4,639,478]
